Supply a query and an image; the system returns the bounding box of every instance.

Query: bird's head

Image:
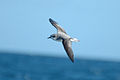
[48,34,57,40]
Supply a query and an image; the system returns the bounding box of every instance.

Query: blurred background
[0,0,120,80]
[0,0,120,61]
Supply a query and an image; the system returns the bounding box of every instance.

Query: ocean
[0,52,120,80]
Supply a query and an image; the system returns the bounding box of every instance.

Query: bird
[48,18,80,62]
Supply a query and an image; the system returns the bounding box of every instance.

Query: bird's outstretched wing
[49,18,67,34]
[62,39,74,62]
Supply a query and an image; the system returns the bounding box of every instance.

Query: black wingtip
[69,55,74,63]
[49,18,58,24]
[49,18,52,21]
[49,18,54,23]
[71,59,74,63]
[69,54,74,63]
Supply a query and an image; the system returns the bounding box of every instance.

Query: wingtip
[49,18,52,22]
[49,18,58,24]
[49,18,53,22]
[69,56,74,63]
[71,59,74,63]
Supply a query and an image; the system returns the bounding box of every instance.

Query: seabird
[48,18,80,62]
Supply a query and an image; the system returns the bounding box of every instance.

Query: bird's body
[56,32,70,41]
[48,18,80,62]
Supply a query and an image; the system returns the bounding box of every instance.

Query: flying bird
[48,18,80,62]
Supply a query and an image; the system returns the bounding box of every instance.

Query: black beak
[48,36,51,39]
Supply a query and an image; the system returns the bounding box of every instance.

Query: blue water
[0,52,120,80]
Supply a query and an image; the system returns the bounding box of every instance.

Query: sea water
[0,52,120,80]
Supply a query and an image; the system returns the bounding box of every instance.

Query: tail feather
[70,38,80,42]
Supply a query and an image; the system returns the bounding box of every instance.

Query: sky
[0,0,120,61]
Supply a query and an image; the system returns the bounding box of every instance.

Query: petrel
[48,18,80,62]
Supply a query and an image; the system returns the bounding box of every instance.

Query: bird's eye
[52,35,55,37]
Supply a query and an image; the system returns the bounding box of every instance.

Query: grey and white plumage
[48,18,80,62]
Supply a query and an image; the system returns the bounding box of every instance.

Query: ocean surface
[0,52,120,80]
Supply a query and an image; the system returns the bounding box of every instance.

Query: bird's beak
[48,36,51,39]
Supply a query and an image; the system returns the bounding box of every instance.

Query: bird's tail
[70,38,80,42]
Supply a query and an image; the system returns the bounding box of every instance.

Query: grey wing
[62,39,74,62]
[49,18,67,34]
